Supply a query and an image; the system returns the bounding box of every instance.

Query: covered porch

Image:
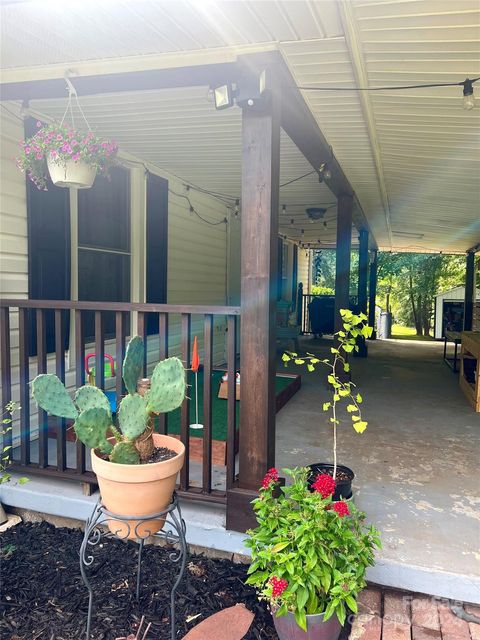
[1,0,479,608]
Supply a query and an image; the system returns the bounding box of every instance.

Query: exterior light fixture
[463,79,475,110]
[213,84,234,110]
[306,207,327,223]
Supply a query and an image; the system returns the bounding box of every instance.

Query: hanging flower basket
[16,120,118,190]
[46,153,97,189]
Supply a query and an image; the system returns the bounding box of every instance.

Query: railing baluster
[137,311,147,376]
[202,314,213,493]
[226,315,237,489]
[55,310,66,471]
[18,308,30,466]
[180,313,191,491]
[94,311,105,391]
[36,309,48,468]
[75,310,86,473]
[0,307,12,461]
[158,313,168,434]
[115,312,125,409]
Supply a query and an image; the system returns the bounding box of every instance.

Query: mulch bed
[1,521,277,639]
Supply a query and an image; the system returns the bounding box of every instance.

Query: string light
[282,204,286,214]
[463,79,475,110]
[234,199,239,218]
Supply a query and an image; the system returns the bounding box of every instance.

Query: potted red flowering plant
[16,121,118,190]
[245,467,380,640]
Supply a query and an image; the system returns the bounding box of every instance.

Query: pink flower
[36,153,42,160]
[56,134,63,141]
[25,146,31,154]
[72,153,81,161]
[36,121,42,127]
[269,576,288,598]
[50,150,58,158]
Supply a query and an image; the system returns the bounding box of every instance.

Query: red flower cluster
[332,501,350,518]
[261,467,279,489]
[312,473,336,498]
[269,576,288,597]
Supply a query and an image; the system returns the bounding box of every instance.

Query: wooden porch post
[368,249,378,339]
[334,194,353,334]
[464,251,475,331]
[355,228,369,357]
[226,78,281,531]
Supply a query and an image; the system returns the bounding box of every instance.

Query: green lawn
[391,324,433,341]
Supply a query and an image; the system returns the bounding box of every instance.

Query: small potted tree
[282,309,372,499]
[245,467,380,640]
[31,336,186,538]
[16,121,118,190]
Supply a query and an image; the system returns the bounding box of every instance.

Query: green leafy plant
[31,336,186,465]
[245,467,380,630]
[16,121,118,190]
[282,309,372,478]
[1,401,28,485]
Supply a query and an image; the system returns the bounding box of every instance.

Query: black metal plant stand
[79,493,187,640]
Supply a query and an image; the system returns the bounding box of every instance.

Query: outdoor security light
[214,84,234,110]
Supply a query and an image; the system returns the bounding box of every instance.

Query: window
[77,166,130,338]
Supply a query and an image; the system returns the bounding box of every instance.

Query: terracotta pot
[91,433,185,539]
[273,610,342,640]
[47,155,96,189]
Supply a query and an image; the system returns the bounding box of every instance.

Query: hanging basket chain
[60,77,93,133]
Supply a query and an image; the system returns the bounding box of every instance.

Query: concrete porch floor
[276,336,480,603]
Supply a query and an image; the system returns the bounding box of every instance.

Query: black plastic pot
[307,463,355,501]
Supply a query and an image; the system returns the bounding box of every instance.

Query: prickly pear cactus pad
[31,374,79,420]
[122,336,144,395]
[110,441,140,465]
[73,407,111,451]
[118,393,148,440]
[146,357,186,414]
[75,385,112,418]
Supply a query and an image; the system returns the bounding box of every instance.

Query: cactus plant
[30,336,186,465]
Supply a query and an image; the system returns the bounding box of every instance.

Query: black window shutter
[25,118,71,356]
[146,172,168,335]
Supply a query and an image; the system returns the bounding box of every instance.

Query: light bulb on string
[234,199,239,218]
[282,204,286,215]
[463,79,475,110]
[323,221,328,229]
[290,218,295,226]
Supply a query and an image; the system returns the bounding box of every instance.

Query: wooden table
[443,330,462,372]
[459,331,480,412]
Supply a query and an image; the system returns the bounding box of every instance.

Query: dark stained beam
[368,249,378,339]
[240,50,377,249]
[355,228,369,357]
[237,72,281,492]
[464,251,475,331]
[0,62,238,101]
[334,194,353,335]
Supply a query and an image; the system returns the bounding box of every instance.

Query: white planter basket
[47,155,97,189]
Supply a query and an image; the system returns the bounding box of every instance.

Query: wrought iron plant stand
[79,493,187,639]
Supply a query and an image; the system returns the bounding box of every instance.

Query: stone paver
[384,591,411,625]
[349,589,479,640]
[412,595,441,631]
[358,588,382,616]
[350,614,383,640]
[438,603,471,640]
[469,623,480,640]
[382,620,411,640]
[183,604,254,640]
[412,625,442,640]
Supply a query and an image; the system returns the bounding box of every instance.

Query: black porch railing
[0,299,240,505]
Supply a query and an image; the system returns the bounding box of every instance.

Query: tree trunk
[409,272,422,335]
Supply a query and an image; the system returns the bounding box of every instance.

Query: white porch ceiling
[1,0,479,253]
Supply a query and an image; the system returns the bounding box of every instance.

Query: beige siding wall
[0,106,28,299]
[298,248,312,294]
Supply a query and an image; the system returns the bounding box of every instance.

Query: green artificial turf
[162,370,292,442]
